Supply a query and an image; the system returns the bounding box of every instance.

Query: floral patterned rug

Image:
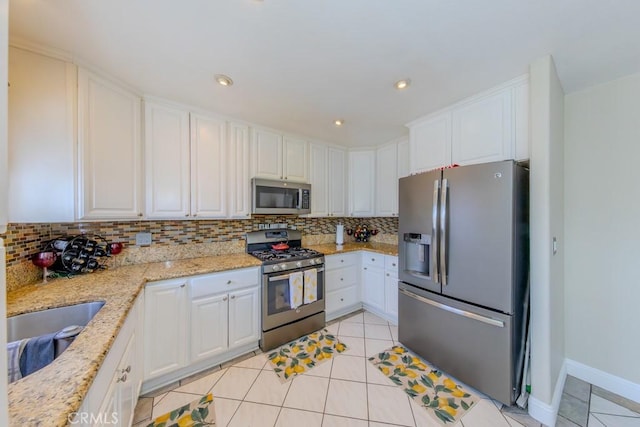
[267,328,348,382]
[147,393,215,427]
[368,346,477,425]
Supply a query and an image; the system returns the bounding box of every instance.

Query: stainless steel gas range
[246,229,326,351]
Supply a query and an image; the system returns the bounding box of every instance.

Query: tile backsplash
[2,216,398,290]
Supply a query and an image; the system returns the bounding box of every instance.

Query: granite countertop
[307,241,398,256]
[6,253,261,427]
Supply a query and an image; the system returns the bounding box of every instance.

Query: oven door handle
[268,268,325,282]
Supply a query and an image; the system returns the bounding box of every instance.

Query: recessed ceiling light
[214,74,234,87]
[394,79,411,90]
[334,119,344,126]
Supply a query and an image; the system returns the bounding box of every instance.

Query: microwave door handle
[296,188,302,209]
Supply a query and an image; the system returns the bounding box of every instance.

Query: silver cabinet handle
[399,288,504,328]
[440,178,448,286]
[386,273,390,277]
[363,267,367,270]
[227,280,232,285]
[180,284,186,288]
[121,365,131,374]
[223,297,228,301]
[432,179,440,285]
[340,278,343,281]
[231,295,236,299]
[371,258,375,262]
[117,373,128,383]
[268,268,325,282]
[392,263,396,267]
[340,259,344,263]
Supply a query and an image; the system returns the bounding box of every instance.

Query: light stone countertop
[6,253,261,427]
[306,242,398,257]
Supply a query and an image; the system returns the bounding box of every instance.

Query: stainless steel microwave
[252,178,311,215]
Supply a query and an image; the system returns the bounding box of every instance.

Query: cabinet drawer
[190,267,259,298]
[362,251,385,268]
[326,266,357,292]
[385,255,399,273]
[327,285,359,313]
[325,252,359,269]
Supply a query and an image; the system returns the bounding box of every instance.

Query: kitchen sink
[7,300,105,343]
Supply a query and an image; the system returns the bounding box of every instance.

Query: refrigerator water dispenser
[403,233,431,278]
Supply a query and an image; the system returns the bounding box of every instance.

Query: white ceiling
[8,0,640,147]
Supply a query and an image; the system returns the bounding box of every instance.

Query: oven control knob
[296,261,302,268]
[272,264,280,271]
[280,264,287,271]
[309,259,315,265]
[315,258,323,264]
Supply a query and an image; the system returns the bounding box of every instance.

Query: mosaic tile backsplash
[2,216,398,267]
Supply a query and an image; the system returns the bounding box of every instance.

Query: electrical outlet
[136,232,152,246]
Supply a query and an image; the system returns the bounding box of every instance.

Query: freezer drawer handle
[399,288,504,328]
[440,179,448,286]
[432,180,440,284]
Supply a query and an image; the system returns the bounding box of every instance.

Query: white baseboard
[528,360,567,427]
[566,359,640,403]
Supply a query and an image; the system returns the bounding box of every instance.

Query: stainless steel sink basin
[7,301,105,342]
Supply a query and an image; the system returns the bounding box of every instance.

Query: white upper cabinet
[227,122,251,218]
[328,147,346,217]
[144,101,190,218]
[283,137,309,182]
[7,48,76,223]
[408,76,529,174]
[251,128,308,182]
[375,143,398,217]
[308,143,328,217]
[348,150,376,217]
[190,112,227,218]
[78,68,143,219]
[0,5,6,233]
[308,144,346,217]
[397,138,410,179]
[409,112,452,174]
[452,89,513,165]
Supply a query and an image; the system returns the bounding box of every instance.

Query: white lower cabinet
[361,252,386,313]
[144,279,188,379]
[77,293,144,427]
[325,253,360,320]
[143,267,260,390]
[384,256,399,323]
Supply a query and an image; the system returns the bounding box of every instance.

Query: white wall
[528,55,566,424]
[564,73,640,385]
[8,47,76,222]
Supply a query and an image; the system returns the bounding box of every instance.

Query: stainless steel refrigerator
[398,160,529,405]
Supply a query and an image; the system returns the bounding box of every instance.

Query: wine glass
[32,251,57,284]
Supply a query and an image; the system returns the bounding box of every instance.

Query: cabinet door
[144,101,190,218]
[190,293,229,362]
[78,69,142,219]
[117,331,137,427]
[397,138,410,179]
[409,113,451,174]
[228,122,251,218]
[328,147,346,216]
[0,6,7,233]
[283,137,308,182]
[228,287,260,348]
[8,48,75,223]
[348,150,376,217]
[375,143,398,217]
[308,143,328,216]
[452,90,513,165]
[252,128,283,179]
[362,266,385,312]
[190,113,227,218]
[385,273,398,323]
[95,375,118,427]
[144,279,187,379]
[514,81,530,160]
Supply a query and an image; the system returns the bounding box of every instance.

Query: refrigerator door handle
[399,288,505,328]
[440,178,448,286]
[432,179,440,284]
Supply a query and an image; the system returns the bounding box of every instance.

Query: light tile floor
[133,310,546,426]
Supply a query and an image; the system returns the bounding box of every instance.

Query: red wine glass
[32,251,57,284]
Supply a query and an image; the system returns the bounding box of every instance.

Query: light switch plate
[136,232,152,246]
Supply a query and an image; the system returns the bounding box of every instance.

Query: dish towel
[304,268,318,304]
[19,332,57,377]
[7,338,29,383]
[289,271,304,309]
